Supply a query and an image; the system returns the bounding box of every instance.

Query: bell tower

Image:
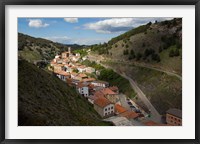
[68,47,71,54]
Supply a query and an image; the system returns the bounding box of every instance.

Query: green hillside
[90,18,182,75]
[18,33,86,62]
[18,60,112,126]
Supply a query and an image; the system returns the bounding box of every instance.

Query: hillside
[18,60,112,126]
[102,61,182,114]
[18,33,86,62]
[90,18,182,75]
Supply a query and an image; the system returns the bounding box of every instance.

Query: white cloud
[28,19,49,28]
[84,17,174,33]
[64,18,78,23]
[44,36,71,44]
[43,36,109,45]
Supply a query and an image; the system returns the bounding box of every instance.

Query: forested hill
[18,60,112,126]
[18,33,86,62]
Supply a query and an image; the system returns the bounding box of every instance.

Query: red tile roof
[82,78,96,82]
[94,91,105,98]
[119,111,140,119]
[115,104,127,114]
[144,121,168,126]
[78,73,88,78]
[109,86,119,92]
[94,97,112,108]
[56,71,70,76]
[77,82,88,88]
[100,88,117,95]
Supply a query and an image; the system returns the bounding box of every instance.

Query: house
[85,67,95,74]
[109,86,119,94]
[77,65,86,73]
[71,56,80,62]
[143,121,168,126]
[94,97,115,118]
[119,111,141,120]
[76,53,80,57]
[166,108,182,126]
[82,78,96,82]
[88,90,105,104]
[61,51,70,59]
[55,55,60,59]
[82,56,88,61]
[73,73,88,81]
[100,88,120,104]
[56,59,63,64]
[50,60,56,67]
[115,104,127,115]
[91,80,109,88]
[71,72,78,79]
[55,71,70,81]
[53,64,64,72]
[77,82,89,97]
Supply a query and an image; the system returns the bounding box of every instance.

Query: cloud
[64,18,78,23]
[44,36,71,44]
[44,36,109,45]
[28,19,49,28]
[84,17,173,33]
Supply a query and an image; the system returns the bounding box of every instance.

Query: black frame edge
[0,0,199,5]
[0,0,5,144]
[195,1,200,144]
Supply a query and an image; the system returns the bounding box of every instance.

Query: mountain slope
[18,33,86,62]
[18,60,112,126]
[90,18,182,75]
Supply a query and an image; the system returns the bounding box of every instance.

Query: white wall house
[86,67,95,74]
[77,66,86,73]
[94,97,115,118]
[91,81,109,88]
[77,85,89,97]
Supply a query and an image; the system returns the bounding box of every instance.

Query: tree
[159,46,163,53]
[174,49,180,56]
[142,42,146,47]
[136,53,142,60]
[169,49,175,57]
[151,53,161,62]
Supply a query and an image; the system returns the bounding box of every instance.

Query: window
[105,108,107,111]
[111,106,113,109]
[105,113,107,115]
[108,108,110,110]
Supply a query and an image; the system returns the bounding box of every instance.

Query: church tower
[68,47,71,54]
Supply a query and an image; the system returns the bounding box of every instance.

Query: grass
[18,60,113,126]
[18,48,42,62]
[102,61,182,114]
[159,45,182,75]
[98,68,136,98]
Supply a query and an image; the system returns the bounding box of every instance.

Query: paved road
[88,55,162,123]
[121,72,162,123]
[88,55,182,80]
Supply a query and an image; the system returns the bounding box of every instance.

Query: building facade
[166,108,182,126]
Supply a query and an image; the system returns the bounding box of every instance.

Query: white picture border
[5,5,195,139]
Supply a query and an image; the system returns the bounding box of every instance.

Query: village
[49,47,182,126]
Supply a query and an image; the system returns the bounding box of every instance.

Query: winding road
[88,55,162,123]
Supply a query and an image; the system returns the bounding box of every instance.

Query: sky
[18,17,173,45]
